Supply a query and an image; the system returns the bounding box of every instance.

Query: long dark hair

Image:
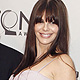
[13,0,69,76]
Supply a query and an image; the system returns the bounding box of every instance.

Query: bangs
[35,0,59,26]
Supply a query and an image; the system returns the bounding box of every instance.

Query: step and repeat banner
[0,0,37,53]
[0,0,80,77]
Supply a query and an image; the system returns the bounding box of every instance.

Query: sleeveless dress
[9,57,57,80]
[9,57,79,80]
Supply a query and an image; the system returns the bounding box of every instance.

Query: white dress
[9,58,57,80]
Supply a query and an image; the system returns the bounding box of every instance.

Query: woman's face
[34,13,59,45]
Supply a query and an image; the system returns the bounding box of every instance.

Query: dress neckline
[16,57,57,80]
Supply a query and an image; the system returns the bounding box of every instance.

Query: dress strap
[37,57,57,72]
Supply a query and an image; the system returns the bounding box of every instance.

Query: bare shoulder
[51,54,76,80]
[58,54,75,69]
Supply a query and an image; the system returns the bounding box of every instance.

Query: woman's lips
[40,33,52,38]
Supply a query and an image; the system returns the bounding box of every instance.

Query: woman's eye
[36,20,44,24]
[50,21,55,24]
[40,20,44,23]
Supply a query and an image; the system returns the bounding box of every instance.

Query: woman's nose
[42,22,49,31]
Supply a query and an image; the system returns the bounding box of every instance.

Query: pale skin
[30,12,76,80]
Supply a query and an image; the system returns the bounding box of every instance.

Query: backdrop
[0,0,80,79]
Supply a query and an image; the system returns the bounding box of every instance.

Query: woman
[9,0,76,80]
